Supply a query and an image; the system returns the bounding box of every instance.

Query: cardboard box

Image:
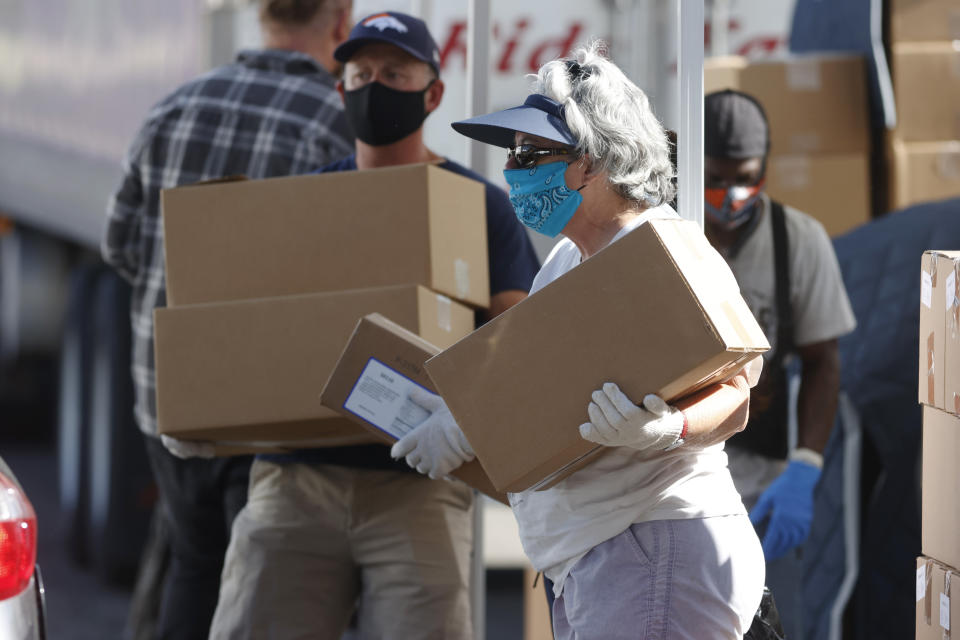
[765,153,871,237]
[155,285,473,445]
[888,139,960,210]
[922,406,960,569]
[320,313,508,504]
[916,556,959,640]
[892,43,960,143]
[704,54,870,154]
[424,219,770,493]
[891,0,960,42]
[919,251,960,414]
[162,163,490,308]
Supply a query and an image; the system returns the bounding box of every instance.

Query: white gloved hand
[161,434,216,459]
[579,383,686,451]
[390,387,475,479]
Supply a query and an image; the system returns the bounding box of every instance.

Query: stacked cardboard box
[888,1,960,209]
[704,54,871,237]
[154,164,487,453]
[917,250,960,637]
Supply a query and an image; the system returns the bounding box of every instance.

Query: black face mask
[343,80,434,146]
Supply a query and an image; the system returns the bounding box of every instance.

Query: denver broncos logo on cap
[363,13,408,33]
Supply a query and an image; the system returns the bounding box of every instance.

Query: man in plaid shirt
[101,2,353,637]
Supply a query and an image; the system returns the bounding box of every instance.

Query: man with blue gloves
[702,89,856,638]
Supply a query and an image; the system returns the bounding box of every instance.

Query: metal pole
[710,0,731,57]
[677,0,705,229]
[466,0,490,175]
[465,3,490,634]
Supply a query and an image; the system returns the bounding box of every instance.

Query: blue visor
[451,94,578,148]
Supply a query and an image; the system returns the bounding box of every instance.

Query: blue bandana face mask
[503,161,583,238]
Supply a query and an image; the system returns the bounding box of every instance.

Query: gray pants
[726,446,801,640]
[552,516,765,639]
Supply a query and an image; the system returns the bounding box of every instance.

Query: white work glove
[390,387,475,479]
[160,434,216,459]
[579,383,686,451]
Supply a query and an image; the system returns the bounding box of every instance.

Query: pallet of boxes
[704,53,872,237]
[917,250,960,639]
[887,0,960,209]
[153,163,487,462]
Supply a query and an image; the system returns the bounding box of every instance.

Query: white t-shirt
[509,206,750,597]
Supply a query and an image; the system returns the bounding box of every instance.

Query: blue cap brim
[451,95,578,148]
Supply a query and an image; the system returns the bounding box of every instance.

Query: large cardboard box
[765,153,871,237]
[162,163,490,309]
[155,285,473,445]
[703,54,870,155]
[916,556,959,640]
[891,0,960,43]
[892,43,960,143]
[889,139,960,210]
[922,406,960,569]
[320,313,507,504]
[425,219,770,493]
[919,251,960,414]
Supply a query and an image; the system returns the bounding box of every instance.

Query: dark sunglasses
[507,144,575,169]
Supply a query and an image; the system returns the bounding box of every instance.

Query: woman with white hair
[392,42,766,639]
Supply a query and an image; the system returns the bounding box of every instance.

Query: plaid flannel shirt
[102,49,353,436]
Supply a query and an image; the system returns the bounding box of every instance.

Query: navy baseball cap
[452,94,578,148]
[334,11,441,74]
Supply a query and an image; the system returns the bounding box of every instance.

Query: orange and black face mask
[704,179,766,229]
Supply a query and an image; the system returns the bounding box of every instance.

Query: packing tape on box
[950,262,960,339]
[786,59,822,91]
[436,294,452,332]
[943,570,953,636]
[787,134,822,155]
[923,270,934,309]
[925,558,935,626]
[454,258,471,300]
[920,560,929,603]
[936,145,960,181]
[929,331,937,406]
[773,156,812,190]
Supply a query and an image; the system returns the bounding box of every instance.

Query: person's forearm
[797,350,840,454]
[673,372,751,449]
[484,289,528,321]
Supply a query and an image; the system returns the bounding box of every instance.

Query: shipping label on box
[320,313,508,504]
[704,54,870,154]
[155,285,473,445]
[425,218,770,493]
[917,556,959,640]
[922,406,960,570]
[161,163,490,308]
[892,43,960,143]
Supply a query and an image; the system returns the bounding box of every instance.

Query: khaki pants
[209,460,474,640]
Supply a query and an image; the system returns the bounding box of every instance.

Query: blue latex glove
[748,459,821,561]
